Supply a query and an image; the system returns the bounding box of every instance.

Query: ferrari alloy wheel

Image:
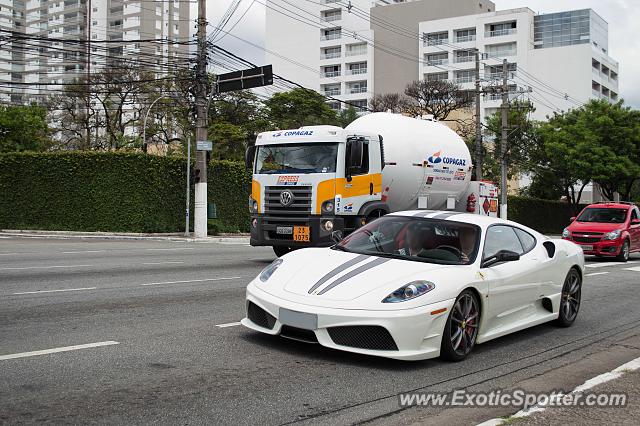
[616,240,630,262]
[440,290,480,362]
[557,268,581,327]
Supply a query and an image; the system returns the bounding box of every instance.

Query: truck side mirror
[245,145,256,170]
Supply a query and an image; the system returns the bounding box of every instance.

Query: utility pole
[185,137,191,237]
[194,0,208,238]
[86,0,91,149]
[474,48,483,181]
[500,58,509,220]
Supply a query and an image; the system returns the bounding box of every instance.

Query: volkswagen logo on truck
[280,190,294,206]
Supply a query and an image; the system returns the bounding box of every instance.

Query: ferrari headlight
[603,229,622,240]
[562,228,570,238]
[259,258,283,282]
[382,280,435,303]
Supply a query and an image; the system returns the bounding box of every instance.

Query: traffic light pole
[194,0,208,238]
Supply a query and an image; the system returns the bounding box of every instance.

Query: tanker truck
[245,112,498,257]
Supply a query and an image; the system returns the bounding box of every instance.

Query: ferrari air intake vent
[327,325,398,351]
[247,302,277,330]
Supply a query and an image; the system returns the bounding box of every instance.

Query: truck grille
[265,185,312,216]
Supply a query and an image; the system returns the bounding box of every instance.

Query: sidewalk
[0,229,251,243]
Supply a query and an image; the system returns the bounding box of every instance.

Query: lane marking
[0,341,120,361]
[586,272,609,277]
[140,276,243,286]
[477,355,640,426]
[625,266,640,272]
[0,264,92,271]
[585,261,638,269]
[216,322,241,328]
[13,287,97,295]
[146,247,195,251]
[142,261,185,265]
[61,250,106,254]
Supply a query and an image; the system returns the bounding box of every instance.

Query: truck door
[338,138,380,215]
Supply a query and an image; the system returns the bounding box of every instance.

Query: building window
[322,83,341,96]
[455,28,476,43]
[322,9,341,22]
[423,31,448,46]
[454,49,474,63]
[347,62,367,75]
[321,46,341,59]
[485,42,516,58]
[424,52,448,66]
[454,69,477,84]
[345,43,366,57]
[321,27,341,41]
[349,99,368,112]
[425,72,448,82]
[347,80,367,94]
[322,65,340,78]
[486,21,517,37]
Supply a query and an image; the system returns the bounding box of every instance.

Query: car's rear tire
[440,289,480,362]
[273,246,293,257]
[615,240,630,262]
[556,268,581,327]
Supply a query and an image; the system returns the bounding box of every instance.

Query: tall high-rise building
[0,0,190,104]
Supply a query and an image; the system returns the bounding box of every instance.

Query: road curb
[0,230,250,243]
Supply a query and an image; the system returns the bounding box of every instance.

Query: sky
[204,0,640,108]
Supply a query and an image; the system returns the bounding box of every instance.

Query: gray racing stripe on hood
[307,254,370,294]
[316,257,392,295]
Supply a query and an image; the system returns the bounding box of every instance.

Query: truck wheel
[273,246,292,257]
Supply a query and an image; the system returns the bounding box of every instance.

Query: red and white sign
[277,175,299,185]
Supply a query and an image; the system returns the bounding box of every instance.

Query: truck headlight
[249,198,258,213]
[259,258,283,282]
[322,220,334,231]
[562,228,570,238]
[603,229,622,240]
[382,281,435,303]
[321,200,335,214]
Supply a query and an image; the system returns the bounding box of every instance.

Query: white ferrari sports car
[241,211,585,361]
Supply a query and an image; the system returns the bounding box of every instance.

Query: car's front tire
[556,268,581,327]
[440,289,480,362]
[615,240,630,262]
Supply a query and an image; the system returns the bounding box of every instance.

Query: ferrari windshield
[334,216,481,265]
[577,208,628,223]
[255,143,338,174]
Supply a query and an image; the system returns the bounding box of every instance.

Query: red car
[563,202,640,262]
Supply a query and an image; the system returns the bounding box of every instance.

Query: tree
[369,93,409,113]
[0,104,50,152]
[403,80,473,120]
[46,78,98,150]
[264,88,338,129]
[337,106,358,127]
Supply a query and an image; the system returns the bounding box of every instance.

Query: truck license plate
[581,245,593,251]
[276,226,293,235]
[293,226,310,242]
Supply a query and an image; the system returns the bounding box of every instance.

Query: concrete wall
[372,0,495,96]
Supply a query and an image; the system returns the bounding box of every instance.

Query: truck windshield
[255,143,338,174]
[577,208,628,223]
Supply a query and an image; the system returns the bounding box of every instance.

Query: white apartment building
[265,0,493,112]
[265,0,376,112]
[0,0,190,104]
[419,8,619,122]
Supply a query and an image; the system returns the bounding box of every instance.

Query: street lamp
[142,94,172,153]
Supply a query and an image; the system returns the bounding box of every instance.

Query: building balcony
[454,56,474,64]
[455,35,476,43]
[348,87,367,94]
[323,89,340,96]
[322,71,340,78]
[454,77,474,84]
[345,50,366,57]
[592,89,600,97]
[346,68,367,75]
[423,39,448,47]
[323,14,341,22]
[321,52,341,60]
[321,33,341,41]
[424,59,448,66]
[486,28,517,38]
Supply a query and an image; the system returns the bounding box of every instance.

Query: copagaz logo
[427,150,467,167]
[272,132,282,138]
[427,150,442,164]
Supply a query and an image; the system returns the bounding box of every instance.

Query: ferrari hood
[257,247,465,309]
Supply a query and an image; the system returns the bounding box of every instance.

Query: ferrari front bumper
[241,283,455,361]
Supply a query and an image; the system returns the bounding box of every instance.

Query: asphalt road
[1,236,639,425]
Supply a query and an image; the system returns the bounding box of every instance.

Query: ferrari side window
[483,226,524,260]
[514,228,536,254]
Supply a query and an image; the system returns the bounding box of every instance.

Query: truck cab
[246,126,385,256]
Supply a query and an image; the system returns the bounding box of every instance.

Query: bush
[0,152,251,233]
[508,196,585,234]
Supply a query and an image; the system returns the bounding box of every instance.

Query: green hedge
[508,196,584,234]
[0,152,251,233]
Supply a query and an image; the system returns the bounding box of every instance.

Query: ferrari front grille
[327,325,398,351]
[247,301,277,330]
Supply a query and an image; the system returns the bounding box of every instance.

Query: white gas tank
[346,113,472,211]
